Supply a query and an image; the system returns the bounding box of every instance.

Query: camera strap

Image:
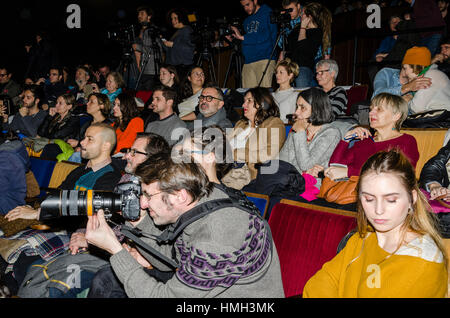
[119,192,264,270]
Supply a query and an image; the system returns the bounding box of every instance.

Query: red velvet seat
[268,200,357,298]
[135,90,153,104]
[346,84,368,115]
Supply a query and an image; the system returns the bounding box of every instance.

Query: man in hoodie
[229,0,278,88]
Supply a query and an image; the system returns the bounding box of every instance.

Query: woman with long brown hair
[304,149,448,298]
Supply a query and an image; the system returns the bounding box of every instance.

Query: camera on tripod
[39,181,142,221]
[106,24,137,46]
[270,8,293,27]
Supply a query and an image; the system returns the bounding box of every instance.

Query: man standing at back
[230,0,278,88]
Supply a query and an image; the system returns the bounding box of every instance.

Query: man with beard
[2,85,46,137]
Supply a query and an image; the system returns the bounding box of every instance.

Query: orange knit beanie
[402,46,431,66]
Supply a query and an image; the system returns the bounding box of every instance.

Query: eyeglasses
[142,191,163,200]
[198,95,223,102]
[315,69,330,76]
[126,148,148,157]
[0,73,8,77]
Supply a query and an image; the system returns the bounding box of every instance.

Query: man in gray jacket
[85,151,284,298]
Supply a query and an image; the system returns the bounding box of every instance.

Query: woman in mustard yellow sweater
[303,149,448,298]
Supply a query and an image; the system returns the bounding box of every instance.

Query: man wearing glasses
[145,86,187,145]
[189,85,233,131]
[0,66,21,107]
[84,151,284,298]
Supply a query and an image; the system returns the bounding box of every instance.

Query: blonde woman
[271,58,300,123]
[304,149,448,297]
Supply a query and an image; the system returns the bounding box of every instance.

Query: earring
[408,207,413,215]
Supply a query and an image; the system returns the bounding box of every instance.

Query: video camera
[39,181,142,221]
[270,8,292,27]
[106,24,137,46]
[217,17,242,38]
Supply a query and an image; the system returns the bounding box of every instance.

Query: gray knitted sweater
[110,186,285,298]
[279,123,341,188]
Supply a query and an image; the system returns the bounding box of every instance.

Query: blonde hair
[276,58,300,83]
[371,93,408,131]
[357,149,448,268]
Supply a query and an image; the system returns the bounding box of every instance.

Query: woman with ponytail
[304,149,448,298]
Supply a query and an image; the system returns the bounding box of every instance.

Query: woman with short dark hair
[279,87,340,188]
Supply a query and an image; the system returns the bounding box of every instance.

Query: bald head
[80,123,117,163]
[89,122,116,153]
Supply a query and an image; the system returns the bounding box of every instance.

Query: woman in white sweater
[271,58,300,123]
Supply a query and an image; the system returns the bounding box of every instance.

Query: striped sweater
[327,86,348,116]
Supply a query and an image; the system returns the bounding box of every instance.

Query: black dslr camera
[39,181,142,221]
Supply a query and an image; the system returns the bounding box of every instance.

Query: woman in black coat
[419,139,450,201]
[37,93,79,160]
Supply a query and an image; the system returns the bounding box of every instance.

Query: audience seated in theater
[318,93,419,181]
[303,149,448,298]
[401,46,450,114]
[223,87,286,190]
[112,93,144,155]
[278,87,341,188]
[145,86,187,146]
[178,66,205,121]
[92,63,111,90]
[419,138,450,204]
[67,93,112,163]
[37,93,80,160]
[271,58,300,123]
[101,71,125,108]
[315,59,348,116]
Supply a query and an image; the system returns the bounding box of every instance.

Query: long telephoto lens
[40,190,123,220]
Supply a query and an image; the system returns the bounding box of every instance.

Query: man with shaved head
[5,122,123,222]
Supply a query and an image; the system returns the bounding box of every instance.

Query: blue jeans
[420,34,442,56]
[295,67,317,89]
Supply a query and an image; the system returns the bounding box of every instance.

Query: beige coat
[228,116,286,180]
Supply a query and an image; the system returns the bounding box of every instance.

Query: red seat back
[135,90,153,104]
[346,85,368,115]
[268,202,357,297]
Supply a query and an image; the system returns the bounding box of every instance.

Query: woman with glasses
[177,66,205,121]
[223,87,286,190]
[315,59,348,117]
[304,149,448,298]
[112,93,144,155]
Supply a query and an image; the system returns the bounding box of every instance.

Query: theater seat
[48,161,81,189]
[346,84,368,115]
[268,200,357,297]
[244,192,270,219]
[135,90,153,104]
[29,157,57,198]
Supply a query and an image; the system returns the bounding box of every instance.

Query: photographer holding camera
[5,123,122,224]
[229,0,278,88]
[84,151,284,298]
[133,6,163,91]
[277,0,302,62]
